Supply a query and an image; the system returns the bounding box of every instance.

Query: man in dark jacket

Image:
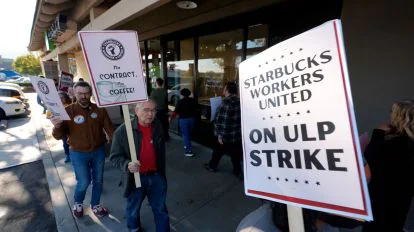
[204,82,243,180]
[110,99,170,232]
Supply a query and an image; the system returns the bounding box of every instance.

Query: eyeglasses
[143,108,156,113]
[76,92,91,97]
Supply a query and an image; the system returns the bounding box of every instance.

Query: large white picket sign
[239,20,372,220]
[78,31,148,107]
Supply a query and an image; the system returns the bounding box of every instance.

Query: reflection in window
[147,39,161,89]
[139,41,146,78]
[246,24,268,59]
[166,39,194,107]
[197,29,243,110]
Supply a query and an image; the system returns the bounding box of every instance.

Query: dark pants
[62,136,69,156]
[156,109,169,140]
[37,95,47,114]
[179,117,195,153]
[208,138,242,175]
[126,173,170,231]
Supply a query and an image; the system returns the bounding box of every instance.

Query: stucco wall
[341,0,414,133]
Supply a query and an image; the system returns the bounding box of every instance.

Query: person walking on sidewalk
[50,81,114,218]
[110,100,170,232]
[170,88,197,157]
[150,78,170,141]
[204,82,243,180]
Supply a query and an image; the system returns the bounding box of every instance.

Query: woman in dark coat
[363,100,414,232]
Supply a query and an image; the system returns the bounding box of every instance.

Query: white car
[0,85,30,108]
[0,96,26,119]
[5,76,31,84]
[168,83,191,105]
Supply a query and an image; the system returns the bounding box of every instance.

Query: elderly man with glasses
[110,99,170,232]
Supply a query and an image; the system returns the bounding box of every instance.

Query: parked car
[0,70,21,81]
[0,73,6,81]
[168,83,191,106]
[0,96,26,119]
[6,76,31,84]
[0,85,30,109]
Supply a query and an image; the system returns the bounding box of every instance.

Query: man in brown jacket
[51,81,114,218]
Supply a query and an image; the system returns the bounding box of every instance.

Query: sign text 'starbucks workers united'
[239,20,372,221]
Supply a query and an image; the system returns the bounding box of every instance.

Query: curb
[33,113,79,232]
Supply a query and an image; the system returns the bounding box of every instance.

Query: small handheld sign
[79,31,149,188]
[58,71,74,92]
[31,76,70,120]
[239,19,372,223]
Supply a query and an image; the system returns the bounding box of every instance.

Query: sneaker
[72,203,83,217]
[204,163,216,172]
[64,155,71,163]
[92,205,109,218]
[184,152,194,157]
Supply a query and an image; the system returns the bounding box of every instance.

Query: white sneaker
[184,152,194,157]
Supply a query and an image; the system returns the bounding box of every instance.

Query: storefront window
[147,39,161,90]
[197,29,243,121]
[246,24,268,59]
[166,38,195,107]
[140,41,146,78]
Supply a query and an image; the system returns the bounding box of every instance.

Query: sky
[0,0,37,59]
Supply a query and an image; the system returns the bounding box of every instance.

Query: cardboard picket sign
[58,71,73,92]
[78,31,148,107]
[239,20,373,220]
[31,76,70,120]
[79,31,149,188]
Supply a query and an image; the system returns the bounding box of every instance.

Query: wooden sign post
[122,105,141,187]
[287,205,305,232]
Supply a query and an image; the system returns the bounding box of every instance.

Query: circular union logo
[37,81,49,94]
[101,39,125,60]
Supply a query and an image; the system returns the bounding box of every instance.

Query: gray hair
[135,99,157,109]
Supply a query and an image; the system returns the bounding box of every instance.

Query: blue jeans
[126,173,170,231]
[69,146,106,206]
[179,117,195,153]
[63,136,69,156]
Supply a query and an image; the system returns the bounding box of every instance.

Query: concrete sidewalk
[33,102,261,231]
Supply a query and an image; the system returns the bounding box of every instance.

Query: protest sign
[239,20,372,220]
[78,31,148,107]
[210,96,222,121]
[79,30,148,187]
[31,76,70,120]
[58,71,73,92]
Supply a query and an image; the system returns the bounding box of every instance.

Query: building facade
[28,0,414,146]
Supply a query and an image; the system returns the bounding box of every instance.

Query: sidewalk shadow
[0,161,57,232]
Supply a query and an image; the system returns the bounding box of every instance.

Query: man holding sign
[51,81,114,218]
[110,99,170,231]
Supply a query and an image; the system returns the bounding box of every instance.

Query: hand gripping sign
[79,31,148,187]
[239,19,372,223]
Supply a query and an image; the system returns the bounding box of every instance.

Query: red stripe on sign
[248,189,368,215]
[333,20,368,214]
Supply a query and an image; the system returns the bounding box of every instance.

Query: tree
[12,54,41,75]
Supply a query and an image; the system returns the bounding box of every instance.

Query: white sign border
[78,30,148,107]
[240,20,372,221]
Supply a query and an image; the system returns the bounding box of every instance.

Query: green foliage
[12,54,41,75]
